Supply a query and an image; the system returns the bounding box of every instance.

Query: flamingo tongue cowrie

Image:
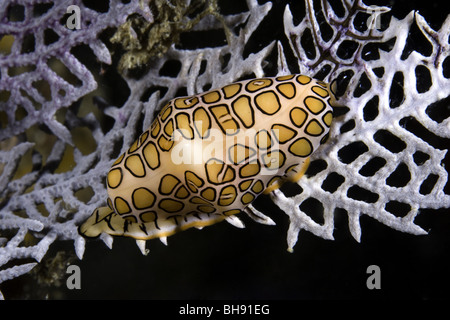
[79,74,335,251]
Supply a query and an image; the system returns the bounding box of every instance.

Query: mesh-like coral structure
[0,0,449,299]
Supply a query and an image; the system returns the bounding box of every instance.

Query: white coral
[275,2,450,250]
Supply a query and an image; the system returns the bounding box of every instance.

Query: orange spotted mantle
[79,75,335,244]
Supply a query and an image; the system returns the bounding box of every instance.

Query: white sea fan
[0,0,448,299]
[0,0,146,298]
[274,0,450,251]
